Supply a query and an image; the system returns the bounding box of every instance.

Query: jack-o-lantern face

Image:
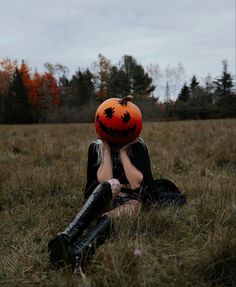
[95,96,142,145]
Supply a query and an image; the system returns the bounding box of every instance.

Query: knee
[89,181,113,202]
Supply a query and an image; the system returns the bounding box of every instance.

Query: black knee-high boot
[66,214,112,268]
[48,182,112,267]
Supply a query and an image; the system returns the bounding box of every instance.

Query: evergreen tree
[69,73,82,107]
[213,60,236,117]
[190,75,200,94]
[177,83,191,102]
[214,60,234,103]
[107,55,154,99]
[3,68,33,123]
[69,69,94,106]
[122,55,154,96]
[107,66,130,98]
[77,69,94,105]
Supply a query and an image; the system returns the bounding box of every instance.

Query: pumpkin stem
[119,95,133,105]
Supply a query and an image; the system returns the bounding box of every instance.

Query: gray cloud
[0,0,235,82]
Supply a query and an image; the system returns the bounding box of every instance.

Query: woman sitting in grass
[48,96,185,269]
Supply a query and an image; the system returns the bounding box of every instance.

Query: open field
[0,119,235,287]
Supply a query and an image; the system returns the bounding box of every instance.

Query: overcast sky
[0,0,235,84]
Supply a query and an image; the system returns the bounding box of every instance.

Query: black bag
[144,178,187,207]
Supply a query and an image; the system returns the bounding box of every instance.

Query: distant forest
[0,54,235,124]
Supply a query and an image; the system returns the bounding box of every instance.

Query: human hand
[96,134,111,152]
[102,140,111,153]
[108,179,121,198]
[119,137,139,153]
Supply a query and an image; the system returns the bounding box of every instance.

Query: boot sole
[48,234,70,267]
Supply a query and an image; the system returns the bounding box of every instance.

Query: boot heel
[48,234,70,267]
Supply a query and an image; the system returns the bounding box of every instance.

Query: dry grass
[0,119,235,287]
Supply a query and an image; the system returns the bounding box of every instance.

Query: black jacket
[83,138,153,200]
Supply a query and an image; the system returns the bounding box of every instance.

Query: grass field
[0,119,235,287]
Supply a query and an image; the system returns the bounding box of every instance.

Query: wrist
[103,144,111,153]
[104,149,111,159]
[119,148,127,157]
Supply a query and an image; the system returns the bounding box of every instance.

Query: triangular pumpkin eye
[121,111,131,123]
[104,107,115,119]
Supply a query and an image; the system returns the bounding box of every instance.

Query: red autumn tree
[20,62,61,121]
[20,61,38,107]
[42,72,61,106]
[32,71,43,112]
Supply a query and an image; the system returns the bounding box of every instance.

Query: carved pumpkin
[95,96,142,145]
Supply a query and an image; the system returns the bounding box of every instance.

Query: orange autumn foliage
[20,61,38,108]
[32,71,42,111]
[19,62,61,110]
[42,72,61,106]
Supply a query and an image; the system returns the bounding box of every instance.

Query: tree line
[0,55,235,124]
[165,60,236,120]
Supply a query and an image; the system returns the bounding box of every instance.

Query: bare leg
[106,199,142,219]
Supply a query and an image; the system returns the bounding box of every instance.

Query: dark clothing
[84,138,153,202]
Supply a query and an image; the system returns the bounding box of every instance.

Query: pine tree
[213,60,236,117]
[3,68,33,123]
[69,69,94,107]
[107,66,130,98]
[177,83,191,102]
[190,75,199,94]
[77,69,94,105]
[121,55,154,96]
[214,60,234,104]
[107,55,154,99]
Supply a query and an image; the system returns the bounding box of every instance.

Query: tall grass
[0,119,235,287]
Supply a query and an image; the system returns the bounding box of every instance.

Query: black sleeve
[83,142,100,200]
[128,138,154,188]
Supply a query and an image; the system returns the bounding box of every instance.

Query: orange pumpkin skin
[95,98,142,145]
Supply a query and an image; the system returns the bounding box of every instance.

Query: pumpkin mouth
[96,115,137,138]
